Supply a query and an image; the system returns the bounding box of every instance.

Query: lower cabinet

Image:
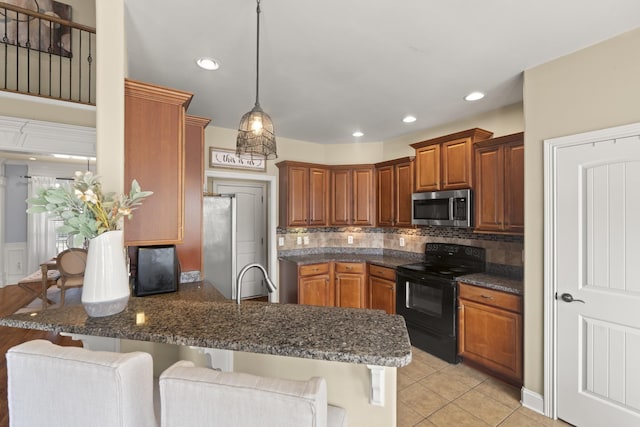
[279,260,399,312]
[457,282,523,386]
[298,263,333,307]
[334,262,367,308]
[368,265,396,314]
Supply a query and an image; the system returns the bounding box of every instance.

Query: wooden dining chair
[56,248,88,306]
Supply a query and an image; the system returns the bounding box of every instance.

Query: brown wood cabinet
[177,115,211,273]
[411,128,493,192]
[124,79,193,246]
[298,263,333,307]
[330,166,375,226]
[276,161,328,227]
[458,282,523,386]
[334,262,367,308]
[375,157,414,227]
[474,132,524,235]
[368,264,396,314]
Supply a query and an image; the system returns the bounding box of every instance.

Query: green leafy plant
[27,171,153,240]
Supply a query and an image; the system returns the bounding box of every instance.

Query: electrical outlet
[278,237,285,247]
[399,237,405,247]
[303,236,310,245]
[296,236,302,245]
[347,235,354,244]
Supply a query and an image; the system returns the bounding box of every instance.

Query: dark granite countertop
[0,281,411,367]
[279,252,420,269]
[456,273,523,296]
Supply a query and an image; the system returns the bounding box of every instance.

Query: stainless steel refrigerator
[203,194,237,299]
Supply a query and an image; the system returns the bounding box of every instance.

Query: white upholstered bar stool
[160,360,348,427]
[7,340,158,427]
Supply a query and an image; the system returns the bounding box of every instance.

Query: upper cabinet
[178,115,211,272]
[330,165,375,226]
[411,128,493,192]
[375,157,414,227]
[474,132,524,235]
[124,79,193,246]
[276,161,329,227]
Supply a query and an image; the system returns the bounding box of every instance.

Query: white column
[95,0,125,193]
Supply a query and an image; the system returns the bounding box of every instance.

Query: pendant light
[236,0,277,160]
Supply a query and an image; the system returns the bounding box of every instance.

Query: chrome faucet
[236,263,277,305]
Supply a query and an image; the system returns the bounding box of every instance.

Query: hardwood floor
[0,284,82,427]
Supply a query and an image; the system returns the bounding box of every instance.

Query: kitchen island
[0,281,411,426]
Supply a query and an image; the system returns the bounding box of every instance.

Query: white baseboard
[521,387,544,415]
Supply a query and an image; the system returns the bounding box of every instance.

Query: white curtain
[26,176,58,274]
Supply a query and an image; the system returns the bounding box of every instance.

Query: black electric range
[396,243,486,363]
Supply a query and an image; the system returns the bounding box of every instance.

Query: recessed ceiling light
[464,91,485,101]
[196,57,220,71]
[352,131,364,137]
[28,157,37,161]
[402,115,417,123]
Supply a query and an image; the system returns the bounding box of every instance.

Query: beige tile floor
[397,347,573,426]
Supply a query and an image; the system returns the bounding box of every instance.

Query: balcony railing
[0,1,96,105]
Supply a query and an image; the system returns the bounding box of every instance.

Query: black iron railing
[0,1,96,105]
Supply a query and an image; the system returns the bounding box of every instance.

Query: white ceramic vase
[81,230,130,317]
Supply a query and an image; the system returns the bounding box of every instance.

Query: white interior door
[553,131,640,426]
[213,181,267,299]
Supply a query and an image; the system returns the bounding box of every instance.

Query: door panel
[214,182,267,299]
[555,134,640,426]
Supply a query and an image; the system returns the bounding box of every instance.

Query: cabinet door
[335,273,366,308]
[503,142,524,233]
[308,167,328,226]
[377,165,394,227]
[415,144,440,192]
[369,276,396,314]
[299,275,332,306]
[352,168,374,226]
[330,169,351,225]
[458,298,523,385]
[442,137,473,190]
[474,144,504,232]
[124,79,193,245]
[395,160,414,227]
[287,166,310,226]
[178,115,210,273]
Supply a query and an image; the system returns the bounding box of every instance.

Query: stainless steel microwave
[411,189,473,227]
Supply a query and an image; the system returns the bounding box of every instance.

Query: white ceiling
[124,0,640,145]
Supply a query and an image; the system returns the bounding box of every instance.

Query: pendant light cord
[255,0,261,108]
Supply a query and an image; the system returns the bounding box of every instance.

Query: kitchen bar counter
[0,281,411,368]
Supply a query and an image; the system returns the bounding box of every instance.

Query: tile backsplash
[277,226,524,267]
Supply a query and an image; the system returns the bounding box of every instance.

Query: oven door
[396,269,457,339]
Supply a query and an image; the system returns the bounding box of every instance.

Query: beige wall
[382,103,524,159]
[204,102,524,175]
[523,27,640,395]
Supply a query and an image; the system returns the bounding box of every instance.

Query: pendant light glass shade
[236,0,277,160]
[237,103,277,159]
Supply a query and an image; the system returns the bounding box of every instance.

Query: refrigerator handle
[230,196,238,300]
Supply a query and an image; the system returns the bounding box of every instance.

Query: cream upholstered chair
[7,340,158,427]
[55,248,87,306]
[160,361,347,427]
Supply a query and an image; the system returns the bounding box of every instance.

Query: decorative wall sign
[209,147,266,172]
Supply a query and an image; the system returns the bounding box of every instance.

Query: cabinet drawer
[334,262,365,274]
[459,283,522,313]
[368,265,396,281]
[299,263,330,276]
